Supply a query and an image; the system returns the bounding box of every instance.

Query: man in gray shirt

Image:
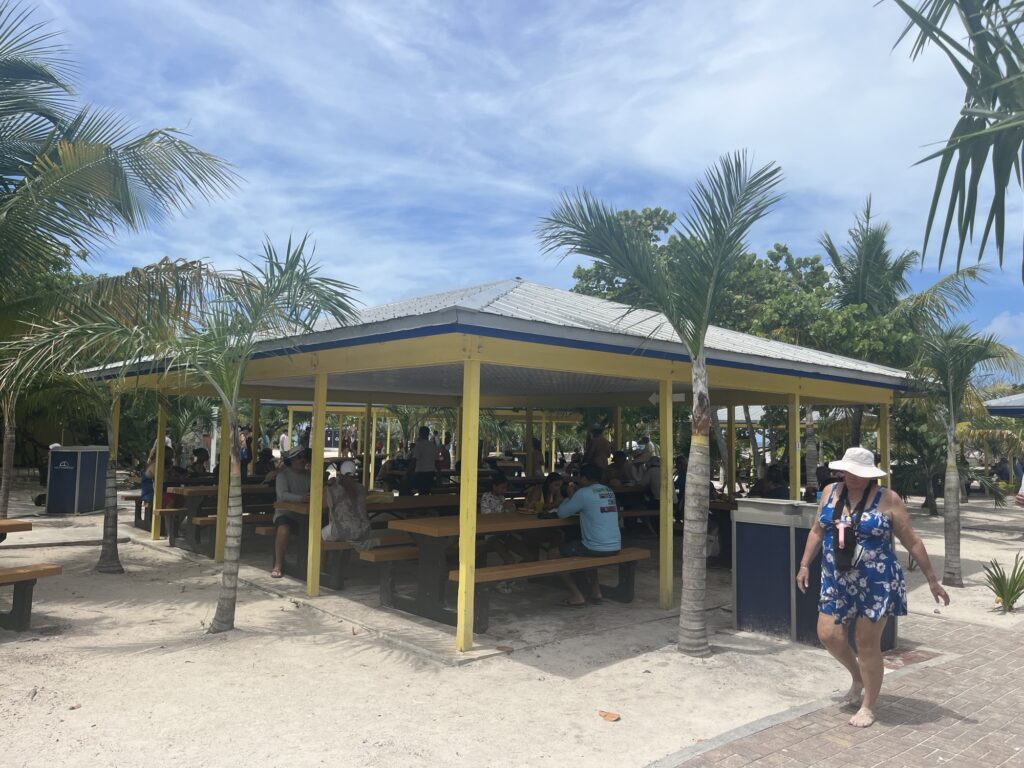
[407,426,438,495]
[271,447,311,578]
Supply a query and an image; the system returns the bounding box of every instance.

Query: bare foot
[849,707,875,727]
[840,682,864,708]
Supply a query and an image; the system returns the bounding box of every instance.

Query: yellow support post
[363,403,373,487]
[386,416,392,457]
[614,406,623,451]
[540,413,547,474]
[456,359,481,652]
[307,373,328,597]
[550,421,557,473]
[215,408,231,561]
[525,405,534,477]
[788,393,800,501]
[726,407,736,497]
[658,380,673,609]
[251,397,260,448]
[151,404,167,540]
[879,403,891,489]
[454,406,461,459]
[287,408,294,452]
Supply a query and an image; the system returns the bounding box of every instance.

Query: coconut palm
[893,1,1024,278]
[913,323,1023,586]
[0,236,358,629]
[539,151,783,656]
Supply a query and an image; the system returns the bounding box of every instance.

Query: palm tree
[0,3,236,518]
[539,151,783,656]
[0,236,357,629]
[913,323,1023,586]
[893,1,1024,278]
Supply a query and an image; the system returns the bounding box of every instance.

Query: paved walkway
[661,614,1024,768]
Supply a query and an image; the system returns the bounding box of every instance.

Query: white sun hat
[828,447,887,478]
[337,460,358,477]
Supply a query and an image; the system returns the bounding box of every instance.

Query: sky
[39,0,1024,355]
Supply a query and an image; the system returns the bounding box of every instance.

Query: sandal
[558,598,586,608]
[270,568,283,579]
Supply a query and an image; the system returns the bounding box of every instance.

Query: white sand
[1,498,1021,767]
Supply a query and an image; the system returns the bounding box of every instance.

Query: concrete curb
[1,536,129,550]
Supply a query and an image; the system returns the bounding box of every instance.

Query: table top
[0,519,32,534]
[166,484,276,497]
[389,511,571,537]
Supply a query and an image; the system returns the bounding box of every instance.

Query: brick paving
[671,614,1024,768]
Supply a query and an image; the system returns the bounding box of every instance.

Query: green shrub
[982,553,1024,613]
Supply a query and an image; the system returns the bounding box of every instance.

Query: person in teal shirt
[549,463,621,606]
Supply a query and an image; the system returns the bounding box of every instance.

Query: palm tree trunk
[803,408,818,499]
[924,477,938,517]
[710,409,729,489]
[0,393,16,520]
[211,419,243,633]
[96,412,124,574]
[850,406,864,447]
[743,406,764,483]
[942,427,963,587]
[679,351,711,658]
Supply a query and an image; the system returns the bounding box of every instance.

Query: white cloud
[984,312,1024,352]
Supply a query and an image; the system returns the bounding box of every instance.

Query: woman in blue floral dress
[796,447,949,728]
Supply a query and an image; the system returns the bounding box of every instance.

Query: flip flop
[558,598,586,608]
[270,568,283,579]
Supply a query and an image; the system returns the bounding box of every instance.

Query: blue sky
[41,0,1024,354]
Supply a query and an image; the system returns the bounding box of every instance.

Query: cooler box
[46,446,109,515]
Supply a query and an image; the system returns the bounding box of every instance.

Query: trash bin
[46,446,109,515]
[733,498,897,651]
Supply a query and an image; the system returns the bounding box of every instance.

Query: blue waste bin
[46,446,109,515]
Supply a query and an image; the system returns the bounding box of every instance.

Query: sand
[1,494,1021,767]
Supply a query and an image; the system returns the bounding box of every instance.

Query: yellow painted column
[726,407,736,497]
[879,403,891,489]
[110,396,121,464]
[614,406,623,451]
[454,406,461,459]
[151,404,167,540]
[456,359,481,652]
[550,422,557,473]
[251,397,260,448]
[214,408,231,561]
[363,403,373,487]
[658,380,673,609]
[540,413,547,474]
[788,393,801,501]
[307,373,328,596]
[525,405,534,476]
[287,408,294,452]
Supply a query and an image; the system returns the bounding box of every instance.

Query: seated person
[253,447,276,477]
[525,472,563,513]
[322,460,373,549]
[271,447,312,579]
[479,474,527,590]
[187,447,210,475]
[605,450,638,487]
[547,463,621,606]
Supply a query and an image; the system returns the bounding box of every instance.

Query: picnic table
[0,519,61,630]
[163,484,276,554]
[275,492,461,522]
[0,519,32,544]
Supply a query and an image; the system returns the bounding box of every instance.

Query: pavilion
[122,278,908,651]
[984,392,1024,417]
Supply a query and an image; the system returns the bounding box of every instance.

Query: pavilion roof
[984,392,1024,416]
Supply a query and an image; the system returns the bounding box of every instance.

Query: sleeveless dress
[818,484,907,624]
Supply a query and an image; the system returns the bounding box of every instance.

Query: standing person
[544,463,621,606]
[408,426,438,494]
[270,447,311,579]
[278,430,289,454]
[582,426,612,468]
[796,447,949,728]
[239,429,252,480]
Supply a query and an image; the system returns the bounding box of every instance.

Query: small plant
[982,553,1024,613]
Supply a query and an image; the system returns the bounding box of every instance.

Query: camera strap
[831,483,875,541]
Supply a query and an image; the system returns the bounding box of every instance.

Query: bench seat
[0,564,62,631]
[358,545,418,562]
[448,547,649,583]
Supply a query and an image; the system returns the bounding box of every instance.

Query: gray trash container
[46,446,109,515]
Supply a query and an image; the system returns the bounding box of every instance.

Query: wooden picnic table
[276,492,461,521]
[0,519,32,544]
[163,484,276,553]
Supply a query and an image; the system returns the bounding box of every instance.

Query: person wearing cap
[271,446,312,578]
[323,460,372,549]
[796,447,949,728]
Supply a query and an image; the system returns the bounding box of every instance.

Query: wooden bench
[359,545,420,606]
[447,547,650,632]
[0,564,62,631]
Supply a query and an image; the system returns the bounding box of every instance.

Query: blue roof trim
[252,321,906,391]
[987,407,1024,416]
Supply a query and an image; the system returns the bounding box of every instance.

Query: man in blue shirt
[550,463,621,606]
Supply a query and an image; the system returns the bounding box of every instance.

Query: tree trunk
[96,412,124,574]
[924,477,938,517]
[678,350,711,658]
[743,406,764,483]
[210,417,244,633]
[942,428,963,587]
[0,393,16,519]
[803,407,818,497]
[710,409,729,489]
[850,406,864,447]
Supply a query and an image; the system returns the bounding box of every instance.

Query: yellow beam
[307,372,328,597]
[614,406,623,451]
[215,408,230,561]
[363,403,373,486]
[287,409,294,452]
[525,406,534,477]
[151,404,166,540]
[456,359,481,652]
[879,403,891,489]
[549,421,557,473]
[659,379,673,609]
[251,397,260,447]
[788,394,800,501]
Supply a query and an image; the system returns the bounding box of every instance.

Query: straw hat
[828,447,887,478]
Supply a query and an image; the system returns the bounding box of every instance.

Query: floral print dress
[818,484,908,624]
